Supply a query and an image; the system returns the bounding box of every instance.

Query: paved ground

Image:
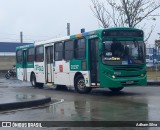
[0,78,52,111]
[0,78,160,130]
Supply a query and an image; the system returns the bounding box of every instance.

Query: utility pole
[67,23,70,36]
[81,28,85,33]
[20,32,23,43]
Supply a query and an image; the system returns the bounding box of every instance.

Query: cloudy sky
[0,0,160,46]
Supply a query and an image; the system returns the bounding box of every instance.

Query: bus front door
[22,50,27,81]
[45,46,53,83]
[89,38,99,85]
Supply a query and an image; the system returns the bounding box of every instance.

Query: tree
[90,0,160,41]
[155,39,160,47]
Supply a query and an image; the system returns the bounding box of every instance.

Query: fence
[147,64,160,81]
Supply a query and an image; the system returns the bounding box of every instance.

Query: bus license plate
[126,81,134,84]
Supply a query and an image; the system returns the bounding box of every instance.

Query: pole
[67,23,70,36]
[20,32,23,43]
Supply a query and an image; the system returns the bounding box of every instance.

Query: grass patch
[147,67,160,80]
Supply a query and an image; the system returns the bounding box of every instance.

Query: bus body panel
[17,67,23,81]
[99,64,147,88]
[69,71,91,87]
[17,64,34,82]
[69,59,92,87]
[27,68,34,82]
[34,62,45,83]
[54,60,71,85]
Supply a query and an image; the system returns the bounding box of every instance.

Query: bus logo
[71,65,79,70]
[35,65,44,71]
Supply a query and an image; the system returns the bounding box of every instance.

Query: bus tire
[75,75,92,94]
[31,73,38,88]
[5,73,11,79]
[109,87,124,92]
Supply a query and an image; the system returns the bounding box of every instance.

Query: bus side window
[16,50,22,64]
[74,38,86,59]
[27,47,34,62]
[35,46,44,62]
[54,42,63,61]
[64,40,74,61]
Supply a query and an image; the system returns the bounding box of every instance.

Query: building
[0,42,33,70]
[0,42,33,56]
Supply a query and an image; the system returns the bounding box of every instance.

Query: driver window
[111,42,124,57]
[103,41,112,57]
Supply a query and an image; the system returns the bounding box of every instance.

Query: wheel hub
[78,80,85,90]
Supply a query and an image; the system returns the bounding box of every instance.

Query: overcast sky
[0,0,160,46]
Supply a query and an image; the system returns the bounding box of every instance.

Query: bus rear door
[45,46,54,83]
[22,50,27,81]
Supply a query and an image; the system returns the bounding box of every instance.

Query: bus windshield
[102,41,145,65]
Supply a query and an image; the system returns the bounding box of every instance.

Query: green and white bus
[16,44,34,81]
[16,27,147,93]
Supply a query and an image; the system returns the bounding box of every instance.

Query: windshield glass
[102,41,145,65]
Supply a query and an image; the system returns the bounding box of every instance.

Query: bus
[16,27,147,93]
[16,44,34,81]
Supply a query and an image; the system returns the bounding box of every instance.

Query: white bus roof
[34,36,70,46]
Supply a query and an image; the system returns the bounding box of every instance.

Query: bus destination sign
[102,30,144,37]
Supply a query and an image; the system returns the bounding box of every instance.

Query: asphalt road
[0,78,160,130]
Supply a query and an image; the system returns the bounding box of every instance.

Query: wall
[0,52,15,56]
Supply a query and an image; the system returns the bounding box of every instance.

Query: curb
[147,82,160,86]
[0,97,51,111]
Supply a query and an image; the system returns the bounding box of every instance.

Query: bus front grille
[113,66,143,71]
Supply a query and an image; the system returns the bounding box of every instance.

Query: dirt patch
[147,70,160,80]
[0,56,16,70]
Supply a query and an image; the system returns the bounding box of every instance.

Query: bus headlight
[112,75,116,79]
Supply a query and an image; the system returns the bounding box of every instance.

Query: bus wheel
[109,87,124,92]
[75,75,92,94]
[5,73,11,79]
[31,74,37,88]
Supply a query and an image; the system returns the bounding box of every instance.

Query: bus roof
[34,36,70,46]
[103,27,141,31]
[70,27,142,39]
[26,27,143,47]
[16,44,34,50]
